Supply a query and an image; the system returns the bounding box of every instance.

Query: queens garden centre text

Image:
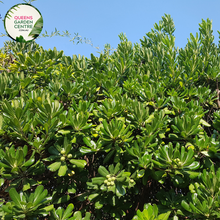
[14,16,33,29]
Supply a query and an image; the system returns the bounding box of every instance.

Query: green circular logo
[4,3,43,42]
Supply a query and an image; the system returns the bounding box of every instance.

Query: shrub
[1,14,220,219]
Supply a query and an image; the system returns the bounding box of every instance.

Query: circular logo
[4,3,43,42]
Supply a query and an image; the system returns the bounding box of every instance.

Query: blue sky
[1,0,220,58]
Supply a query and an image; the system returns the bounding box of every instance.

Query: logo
[4,3,43,42]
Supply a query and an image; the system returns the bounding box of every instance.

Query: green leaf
[9,188,22,208]
[83,212,91,220]
[48,146,60,155]
[95,201,103,209]
[0,178,4,187]
[88,193,99,201]
[0,162,11,169]
[98,165,110,177]
[58,164,68,176]
[23,158,35,167]
[2,204,13,214]
[181,200,191,212]
[79,147,93,154]
[92,177,106,185]
[158,211,171,220]
[137,169,145,178]
[153,170,166,181]
[185,161,200,170]
[37,204,54,214]
[73,211,82,220]
[17,53,25,63]
[200,119,211,127]
[33,185,47,206]
[28,17,43,37]
[186,171,200,179]
[114,163,122,174]
[68,182,77,194]
[58,129,71,135]
[62,203,74,219]
[16,149,24,166]
[23,179,37,191]
[16,35,26,43]
[48,162,61,171]
[116,176,126,182]
[83,137,94,148]
[103,149,115,164]
[108,164,114,174]
[116,183,126,197]
[69,159,86,168]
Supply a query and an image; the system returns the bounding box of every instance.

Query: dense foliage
[1,14,220,219]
